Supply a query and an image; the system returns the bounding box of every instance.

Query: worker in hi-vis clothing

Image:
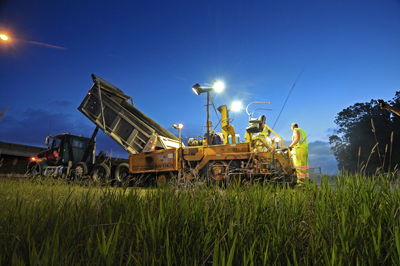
[288,123,309,186]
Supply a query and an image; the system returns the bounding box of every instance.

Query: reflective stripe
[298,129,307,143]
[295,165,309,170]
[297,173,309,178]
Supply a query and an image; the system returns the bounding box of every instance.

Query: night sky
[1,0,400,174]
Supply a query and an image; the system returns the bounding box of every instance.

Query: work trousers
[292,147,309,184]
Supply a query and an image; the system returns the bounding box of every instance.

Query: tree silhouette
[329,92,400,175]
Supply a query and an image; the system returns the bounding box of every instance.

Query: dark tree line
[329,92,400,174]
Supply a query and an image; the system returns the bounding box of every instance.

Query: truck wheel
[156,172,170,187]
[27,162,42,178]
[114,163,130,186]
[72,162,88,181]
[92,163,111,184]
[208,161,228,187]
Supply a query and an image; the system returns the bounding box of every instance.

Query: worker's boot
[295,177,308,189]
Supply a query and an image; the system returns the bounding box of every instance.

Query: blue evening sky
[1,0,399,174]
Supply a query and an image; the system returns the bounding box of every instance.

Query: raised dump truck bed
[78,74,180,154]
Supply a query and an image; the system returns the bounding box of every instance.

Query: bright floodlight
[213,81,224,93]
[230,101,242,112]
[0,34,9,41]
[172,124,184,129]
[192,83,202,95]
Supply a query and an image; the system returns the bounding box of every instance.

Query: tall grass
[0,175,400,265]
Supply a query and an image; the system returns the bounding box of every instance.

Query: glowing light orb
[213,81,225,93]
[0,34,9,41]
[231,101,242,112]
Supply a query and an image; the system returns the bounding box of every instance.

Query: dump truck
[28,74,296,186]
[27,74,181,182]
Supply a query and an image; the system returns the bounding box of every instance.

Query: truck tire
[156,172,173,187]
[27,161,42,178]
[92,163,111,184]
[72,162,88,181]
[114,163,130,186]
[208,161,228,187]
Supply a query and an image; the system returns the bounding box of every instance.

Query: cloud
[0,108,127,158]
[0,109,75,146]
[326,127,338,136]
[51,100,72,108]
[0,106,8,122]
[26,40,67,50]
[94,132,129,159]
[308,140,338,174]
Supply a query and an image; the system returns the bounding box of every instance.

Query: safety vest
[293,128,308,149]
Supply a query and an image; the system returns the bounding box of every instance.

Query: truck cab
[28,133,94,177]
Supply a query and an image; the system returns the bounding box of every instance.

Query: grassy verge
[0,174,400,265]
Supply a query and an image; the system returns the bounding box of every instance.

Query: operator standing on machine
[288,123,309,186]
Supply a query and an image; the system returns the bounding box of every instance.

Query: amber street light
[0,34,9,41]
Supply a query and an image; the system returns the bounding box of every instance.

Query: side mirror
[45,135,51,147]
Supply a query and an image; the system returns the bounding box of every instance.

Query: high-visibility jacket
[292,128,309,181]
[293,128,308,149]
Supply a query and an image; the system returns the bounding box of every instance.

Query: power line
[272,68,305,130]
